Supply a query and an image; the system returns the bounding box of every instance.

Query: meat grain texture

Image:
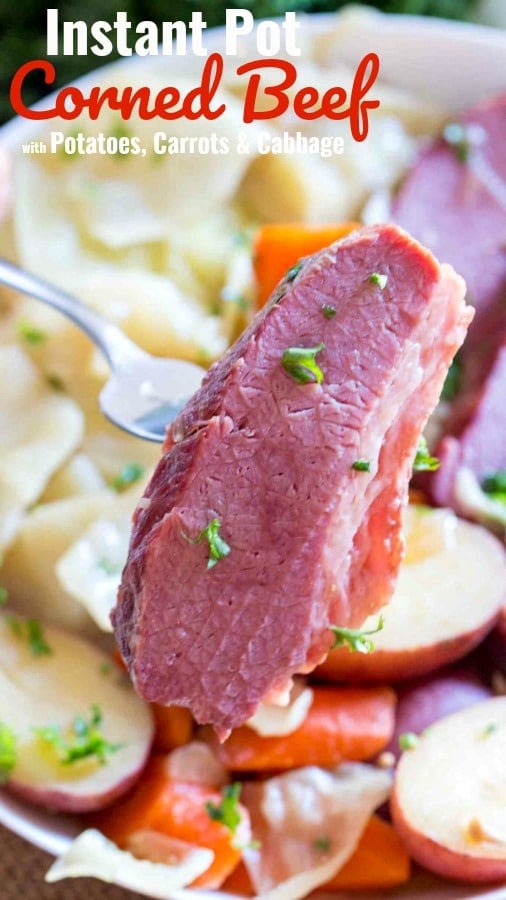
[393,94,506,504]
[112,224,472,734]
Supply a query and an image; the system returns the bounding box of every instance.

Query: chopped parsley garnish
[34,704,123,765]
[0,722,16,783]
[329,616,384,654]
[352,459,370,472]
[399,732,419,751]
[6,616,52,657]
[321,304,337,319]
[482,471,506,505]
[441,353,462,402]
[205,782,242,835]
[413,437,440,472]
[17,319,47,345]
[110,462,146,493]
[190,518,231,570]
[442,122,472,163]
[369,272,388,289]
[314,836,331,852]
[96,557,119,576]
[281,343,325,385]
[26,620,52,657]
[480,723,497,739]
[285,261,303,282]
[232,295,249,311]
[0,586,7,606]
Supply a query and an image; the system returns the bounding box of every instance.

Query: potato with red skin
[0,615,154,813]
[481,605,506,676]
[391,698,506,883]
[317,508,505,683]
[385,666,492,761]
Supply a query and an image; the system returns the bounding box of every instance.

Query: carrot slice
[93,754,249,888]
[222,816,410,895]
[151,704,194,751]
[222,860,255,895]
[253,222,359,308]
[324,815,411,890]
[209,686,396,771]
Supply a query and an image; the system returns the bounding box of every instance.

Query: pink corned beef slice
[393,94,506,505]
[112,224,472,735]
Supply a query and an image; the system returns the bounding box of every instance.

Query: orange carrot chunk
[253,222,359,308]
[93,754,249,889]
[323,815,411,891]
[210,686,396,771]
[151,704,194,751]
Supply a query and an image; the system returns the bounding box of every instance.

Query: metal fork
[0,258,206,442]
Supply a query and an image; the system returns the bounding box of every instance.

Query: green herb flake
[96,557,119,576]
[0,586,7,607]
[313,836,331,852]
[34,704,123,766]
[5,616,51,657]
[26,620,52,657]
[321,304,337,319]
[205,782,242,835]
[352,459,370,472]
[110,462,146,493]
[190,518,231,570]
[441,353,462,402]
[369,272,388,289]
[231,295,249,311]
[281,343,325,385]
[413,437,440,473]
[399,732,419,751]
[285,261,303,282]
[0,722,16,783]
[443,122,472,163]
[17,319,47,345]
[329,616,384,654]
[482,470,506,505]
[480,723,498,739]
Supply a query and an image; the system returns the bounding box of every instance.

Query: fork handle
[0,256,146,370]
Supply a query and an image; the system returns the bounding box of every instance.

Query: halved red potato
[317,507,505,683]
[391,697,506,883]
[0,614,154,812]
[385,666,492,761]
[481,605,506,676]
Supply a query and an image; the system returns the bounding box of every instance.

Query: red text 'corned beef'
[112,224,472,735]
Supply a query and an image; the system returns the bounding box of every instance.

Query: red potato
[391,697,506,883]
[317,507,505,683]
[385,666,492,761]
[0,615,154,813]
[481,605,506,676]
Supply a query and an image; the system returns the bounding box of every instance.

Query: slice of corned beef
[431,338,506,510]
[112,224,471,735]
[393,94,506,505]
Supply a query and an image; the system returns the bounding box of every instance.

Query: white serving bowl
[0,7,505,900]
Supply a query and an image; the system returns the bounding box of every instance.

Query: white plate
[0,7,505,899]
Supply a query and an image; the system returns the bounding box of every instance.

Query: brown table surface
[0,824,142,900]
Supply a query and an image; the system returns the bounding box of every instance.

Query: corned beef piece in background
[112,224,471,735]
[393,94,506,508]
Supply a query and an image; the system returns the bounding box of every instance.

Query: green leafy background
[0,0,477,125]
